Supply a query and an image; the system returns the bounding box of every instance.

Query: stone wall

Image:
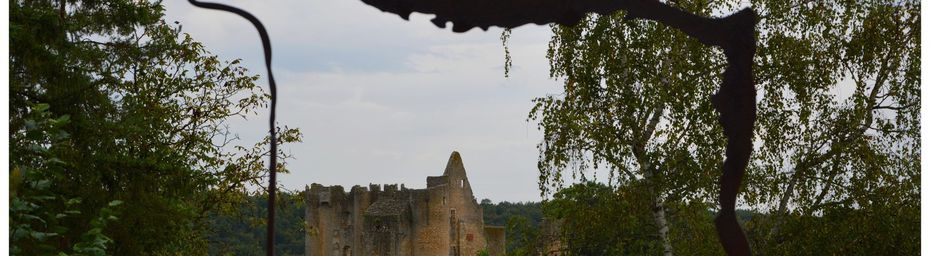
[304,152,504,256]
[443,153,489,255]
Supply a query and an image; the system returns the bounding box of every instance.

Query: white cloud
[163,0,562,202]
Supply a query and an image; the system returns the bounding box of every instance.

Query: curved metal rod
[186,1,278,255]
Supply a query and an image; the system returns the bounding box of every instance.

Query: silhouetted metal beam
[359,0,757,254]
[186,1,279,256]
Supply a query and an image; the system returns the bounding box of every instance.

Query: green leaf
[33,103,50,112]
[30,231,58,240]
[108,200,123,207]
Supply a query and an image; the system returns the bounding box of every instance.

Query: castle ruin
[304,152,506,256]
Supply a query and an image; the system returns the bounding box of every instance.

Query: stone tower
[304,152,505,256]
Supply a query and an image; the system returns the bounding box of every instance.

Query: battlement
[303,151,504,256]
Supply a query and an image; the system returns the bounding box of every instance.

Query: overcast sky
[162,0,565,202]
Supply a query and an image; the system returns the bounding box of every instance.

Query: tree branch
[360,1,758,254]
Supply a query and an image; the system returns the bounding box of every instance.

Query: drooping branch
[359,0,757,255]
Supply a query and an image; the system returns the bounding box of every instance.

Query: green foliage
[9,103,124,256]
[543,182,658,255]
[476,249,491,256]
[480,199,542,227]
[743,1,920,254]
[208,195,551,256]
[528,0,919,254]
[535,2,727,196]
[504,216,541,256]
[501,28,513,78]
[207,192,306,256]
[70,200,123,256]
[533,1,729,254]
[479,199,544,254]
[743,205,919,256]
[540,182,724,255]
[10,0,301,254]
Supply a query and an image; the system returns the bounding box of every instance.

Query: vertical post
[186,1,279,255]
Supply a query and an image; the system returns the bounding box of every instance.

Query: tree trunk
[638,105,673,256]
[642,165,673,256]
[643,160,673,256]
[652,195,674,256]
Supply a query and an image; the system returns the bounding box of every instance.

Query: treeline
[502,183,767,255]
[480,199,543,228]
[207,193,306,256]
[205,193,759,255]
[206,196,546,255]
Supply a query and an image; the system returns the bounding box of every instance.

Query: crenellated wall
[304,152,505,256]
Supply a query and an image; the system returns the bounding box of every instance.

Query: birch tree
[531,1,734,254]
[744,1,920,254]
[529,0,918,254]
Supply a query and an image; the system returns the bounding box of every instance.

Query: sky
[162,0,565,202]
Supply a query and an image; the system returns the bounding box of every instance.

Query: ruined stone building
[304,152,506,256]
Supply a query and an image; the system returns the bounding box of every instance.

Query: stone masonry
[304,152,506,256]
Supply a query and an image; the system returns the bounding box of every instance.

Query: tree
[363,0,761,253]
[538,182,725,255]
[10,103,123,255]
[10,0,301,254]
[207,192,307,256]
[542,182,658,255]
[528,0,918,254]
[480,199,543,228]
[531,1,734,254]
[504,215,543,256]
[743,1,919,254]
